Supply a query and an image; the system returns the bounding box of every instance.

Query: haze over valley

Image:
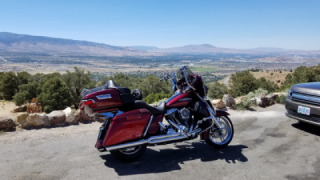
[0,32,320,82]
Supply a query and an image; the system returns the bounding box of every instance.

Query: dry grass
[0,101,19,119]
[251,70,292,87]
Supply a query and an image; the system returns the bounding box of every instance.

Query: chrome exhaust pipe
[105,122,203,151]
[106,130,182,151]
[149,134,187,144]
[106,140,148,151]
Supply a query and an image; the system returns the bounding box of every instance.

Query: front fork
[204,100,223,130]
[200,100,227,140]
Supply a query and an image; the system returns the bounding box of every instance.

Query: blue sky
[0,0,319,50]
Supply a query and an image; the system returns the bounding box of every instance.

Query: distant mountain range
[0,32,319,56]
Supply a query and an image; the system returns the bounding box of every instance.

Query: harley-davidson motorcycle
[80,66,234,161]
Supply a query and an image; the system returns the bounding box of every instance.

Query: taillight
[82,99,97,108]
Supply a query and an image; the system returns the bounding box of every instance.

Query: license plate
[297,106,310,116]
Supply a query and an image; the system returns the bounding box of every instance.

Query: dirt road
[1,104,319,180]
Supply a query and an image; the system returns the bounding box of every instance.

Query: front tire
[205,116,234,148]
[110,145,147,161]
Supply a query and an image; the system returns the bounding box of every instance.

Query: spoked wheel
[110,145,147,161]
[205,116,234,148]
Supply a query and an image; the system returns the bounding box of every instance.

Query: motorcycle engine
[167,108,190,127]
[178,108,190,121]
[178,108,190,127]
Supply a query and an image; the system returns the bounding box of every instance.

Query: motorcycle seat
[133,100,166,115]
[105,80,131,94]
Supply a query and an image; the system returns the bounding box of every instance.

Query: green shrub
[228,70,258,97]
[38,77,73,113]
[235,101,251,110]
[208,82,228,99]
[144,93,170,104]
[276,95,287,104]
[13,91,29,106]
[257,77,277,93]
[235,88,268,110]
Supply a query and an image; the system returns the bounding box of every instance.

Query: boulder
[16,112,29,126]
[255,94,269,108]
[12,105,27,113]
[24,113,49,128]
[251,93,279,108]
[213,99,226,109]
[222,94,236,108]
[63,107,76,124]
[212,99,221,105]
[266,93,278,105]
[78,109,96,123]
[27,99,42,113]
[0,117,16,131]
[47,111,66,126]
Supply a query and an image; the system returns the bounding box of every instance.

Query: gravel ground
[0,104,320,180]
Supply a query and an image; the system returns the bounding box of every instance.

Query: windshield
[176,66,194,82]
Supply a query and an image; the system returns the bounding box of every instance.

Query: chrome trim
[105,125,207,151]
[292,93,320,104]
[106,140,148,151]
[179,98,193,102]
[96,94,112,100]
[143,115,153,137]
[166,90,181,103]
[159,122,166,129]
[148,135,187,144]
[166,108,178,115]
[168,120,181,132]
[106,127,201,151]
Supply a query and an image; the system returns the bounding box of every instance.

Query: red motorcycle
[80,66,234,161]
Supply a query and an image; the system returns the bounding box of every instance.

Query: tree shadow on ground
[292,122,320,136]
[100,142,248,176]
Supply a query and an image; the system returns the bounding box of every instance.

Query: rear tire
[205,116,234,148]
[110,145,147,161]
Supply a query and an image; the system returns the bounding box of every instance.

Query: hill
[0,32,154,56]
[0,32,320,74]
[1,32,320,57]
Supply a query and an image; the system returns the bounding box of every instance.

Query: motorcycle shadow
[100,142,248,176]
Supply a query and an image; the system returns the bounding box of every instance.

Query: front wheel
[110,145,147,161]
[205,116,234,148]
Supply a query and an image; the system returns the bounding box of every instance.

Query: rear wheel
[110,145,147,161]
[205,116,234,148]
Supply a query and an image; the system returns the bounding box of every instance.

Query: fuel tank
[165,90,193,108]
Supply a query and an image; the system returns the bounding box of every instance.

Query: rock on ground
[212,99,226,109]
[222,94,236,108]
[47,111,66,126]
[25,113,49,128]
[63,107,76,124]
[0,117,16,131]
